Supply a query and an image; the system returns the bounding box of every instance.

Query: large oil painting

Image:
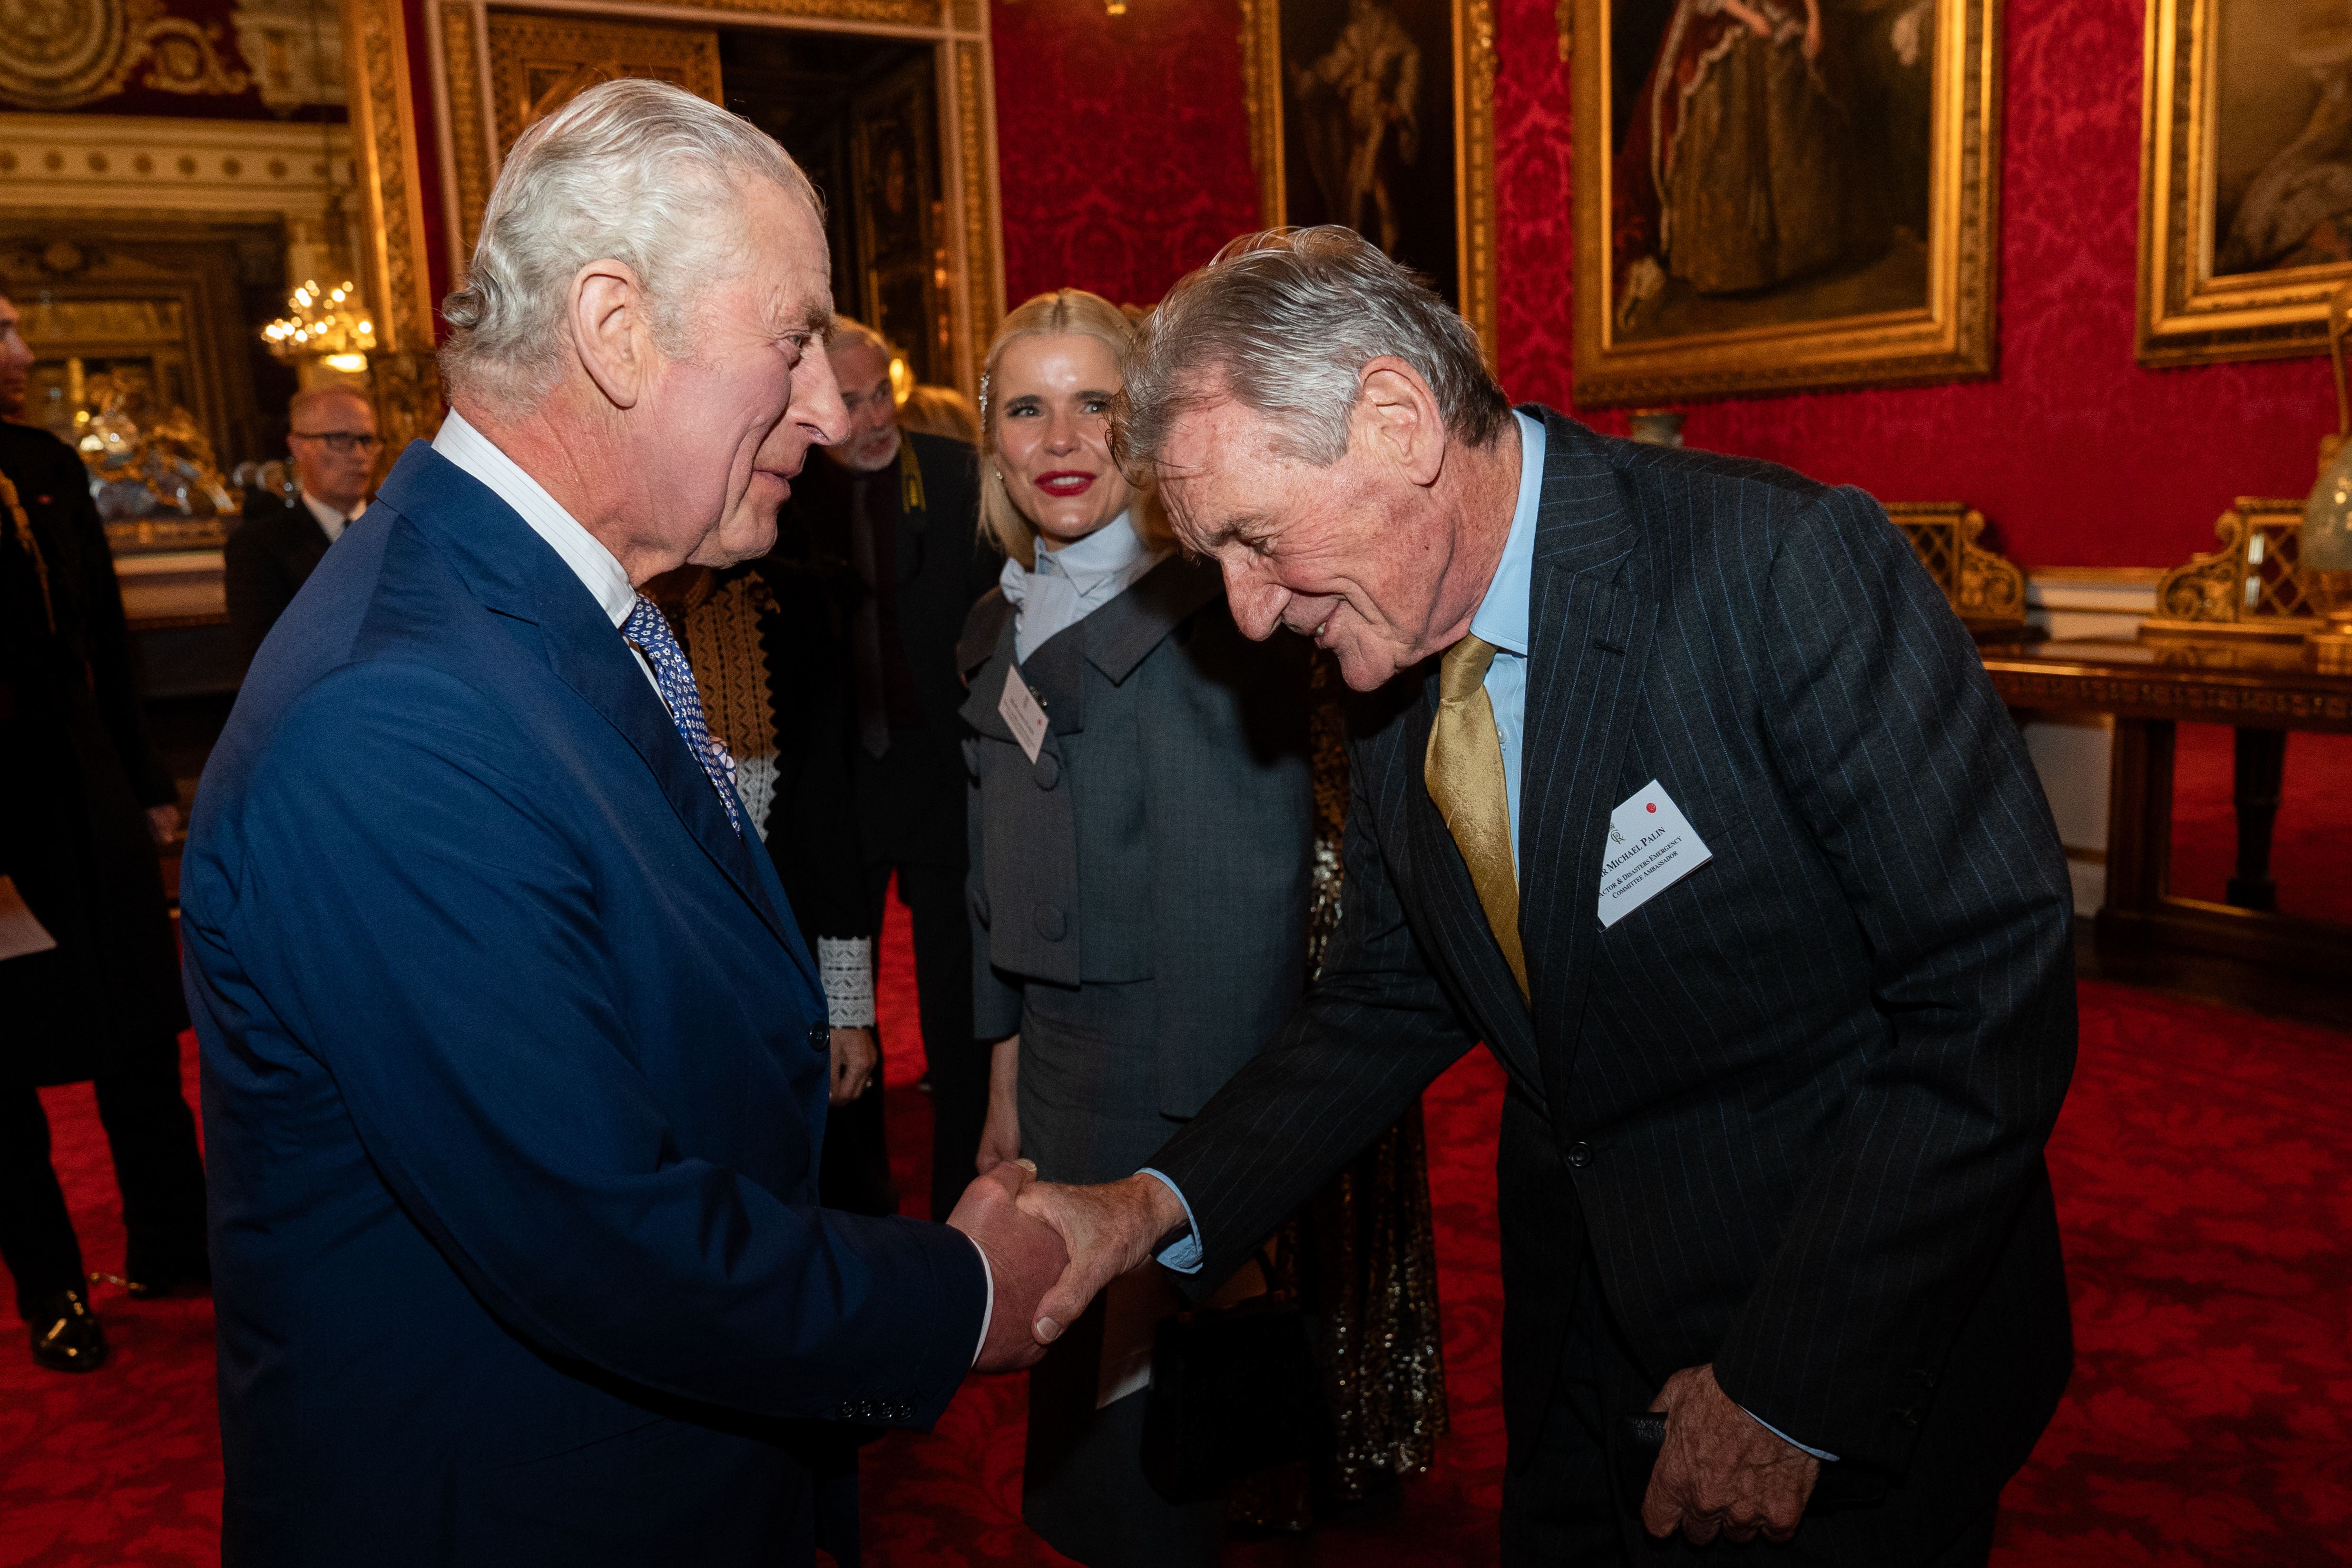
[2141,0,2352,365]
[1239,0,1499,358]
[1572,0,1999,405]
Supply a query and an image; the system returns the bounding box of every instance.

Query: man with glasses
[224,385,381,664]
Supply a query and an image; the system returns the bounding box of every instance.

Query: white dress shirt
[431,407,997,1361]
[302,491,366,544]
[1000,510,1167,664]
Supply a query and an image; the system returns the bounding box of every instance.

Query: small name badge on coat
[1597,781,1714,929]
[998,666,1049,764]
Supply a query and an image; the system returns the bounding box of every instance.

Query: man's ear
[570,260,651,411]
[1354,358,1445,488]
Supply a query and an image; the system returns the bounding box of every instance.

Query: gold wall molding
[2138,0,2350,366]
[341,0,444,454]
[486,11,722,158]
[1237,0,1499,363]
[0,113,355,220]
[439,1,495,269]
[949,37,1002,383]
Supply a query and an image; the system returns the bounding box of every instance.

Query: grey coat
[957,556,1313,1119]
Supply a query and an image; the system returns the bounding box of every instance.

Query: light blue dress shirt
[1139,412,1831,1460]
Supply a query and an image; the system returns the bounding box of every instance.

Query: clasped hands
[952,1173,1820,1545]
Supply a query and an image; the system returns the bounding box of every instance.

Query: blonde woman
[956,290,1314,1567]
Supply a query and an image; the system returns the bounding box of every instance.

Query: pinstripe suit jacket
[1148,409,2075,1528]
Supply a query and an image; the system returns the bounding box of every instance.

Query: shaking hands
[943,1168,1190,1368]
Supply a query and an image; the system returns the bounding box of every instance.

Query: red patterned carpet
[4,923,2349,1565]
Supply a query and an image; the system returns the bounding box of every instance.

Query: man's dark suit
[762,431,1000,1221]
[222,490,334,665]
[1148,411,2076,1561]
[182,441,986,1566]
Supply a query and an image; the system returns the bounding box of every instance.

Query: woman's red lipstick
[1035,470,1096,497]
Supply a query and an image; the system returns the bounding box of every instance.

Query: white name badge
[1597,781,1714,929]
[998,665,1049,765]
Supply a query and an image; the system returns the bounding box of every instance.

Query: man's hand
[1641,1365,1820,1546]
[1014,1173,1187,1344]
[945,1161,1068,1372]
[147,803,181,847]
[827,1026,876,1106]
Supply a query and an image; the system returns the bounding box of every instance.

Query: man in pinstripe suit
[1015,228,2076,1565]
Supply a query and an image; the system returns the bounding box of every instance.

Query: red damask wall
[990,0,2336,568]
[989,0,1260,312]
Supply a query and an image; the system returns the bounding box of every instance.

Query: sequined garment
[1232,655,1450,1529]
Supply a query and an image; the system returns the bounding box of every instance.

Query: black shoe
[124,1258,211,1300]
[28,1289,108,1373]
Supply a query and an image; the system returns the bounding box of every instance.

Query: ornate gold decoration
[137,14,250,95]
[1886,502,2026,631]
[341,0,441,445]
[1571,0,2000,404]
[2143,499,2324,639]
[436,1,492,271]
[486,13,722,161]
[0,0,141,109]
[2138,0,2352,367]
[74,365,238,525]
[1235,0,1499,363]
[637,0,939,22]
[231,0,348,114]
[0,112,355,216]
[1554,0,1572,60]
[953,38,1002,390]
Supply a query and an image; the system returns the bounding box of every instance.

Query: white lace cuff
[816,936,876,1028]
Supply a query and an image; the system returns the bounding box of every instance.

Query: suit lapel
[1515,413,1656,1114]
[379,442,813,987]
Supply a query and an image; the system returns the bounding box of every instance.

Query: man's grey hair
[439,78,818,407]
[830,314,902,369]
[1116,226,1510,472]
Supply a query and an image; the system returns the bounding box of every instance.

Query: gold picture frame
[1571,0,2001,406]
[1237,0,1499,363]
[2138,0,2352,367]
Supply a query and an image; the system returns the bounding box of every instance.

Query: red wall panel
[989,0,1260,311]
[988,0,2337,568]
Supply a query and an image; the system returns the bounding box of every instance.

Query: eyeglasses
[291,431,382,455]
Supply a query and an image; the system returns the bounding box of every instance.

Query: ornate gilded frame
[2137,0,2349,367]
[406,0,1004,397]
[1570,0,2001,406]
[1236,0,1499,363]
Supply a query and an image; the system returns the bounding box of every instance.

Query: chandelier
[262,278,377,372]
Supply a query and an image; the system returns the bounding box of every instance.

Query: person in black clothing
[0,291,209,1372]
[761,318,1000,1222]
[221,384,380,664]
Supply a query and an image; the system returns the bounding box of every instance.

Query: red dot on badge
[1646,803,1657,813]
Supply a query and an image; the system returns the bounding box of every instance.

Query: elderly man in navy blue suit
[181,79,1063,1568]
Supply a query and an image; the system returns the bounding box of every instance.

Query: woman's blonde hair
[978,288,1168,568]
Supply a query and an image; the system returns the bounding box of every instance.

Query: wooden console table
[1980,637,2352,973]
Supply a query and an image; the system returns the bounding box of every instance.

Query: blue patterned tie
[621,596,742,836]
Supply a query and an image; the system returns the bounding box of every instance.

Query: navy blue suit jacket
[182,441,986,1567]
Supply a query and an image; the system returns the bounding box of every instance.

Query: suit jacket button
[1566,1141,1593,1169]
[808,1021,831,1054]
[1032,902,1066,941]
[1034,753,1060,788]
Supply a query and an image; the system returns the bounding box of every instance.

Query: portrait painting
[1572,0,2000,405]
[1239,0,1499,358]
[2141,0,2352,365]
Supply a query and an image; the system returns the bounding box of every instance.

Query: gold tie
[1424,633,1527,1002]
